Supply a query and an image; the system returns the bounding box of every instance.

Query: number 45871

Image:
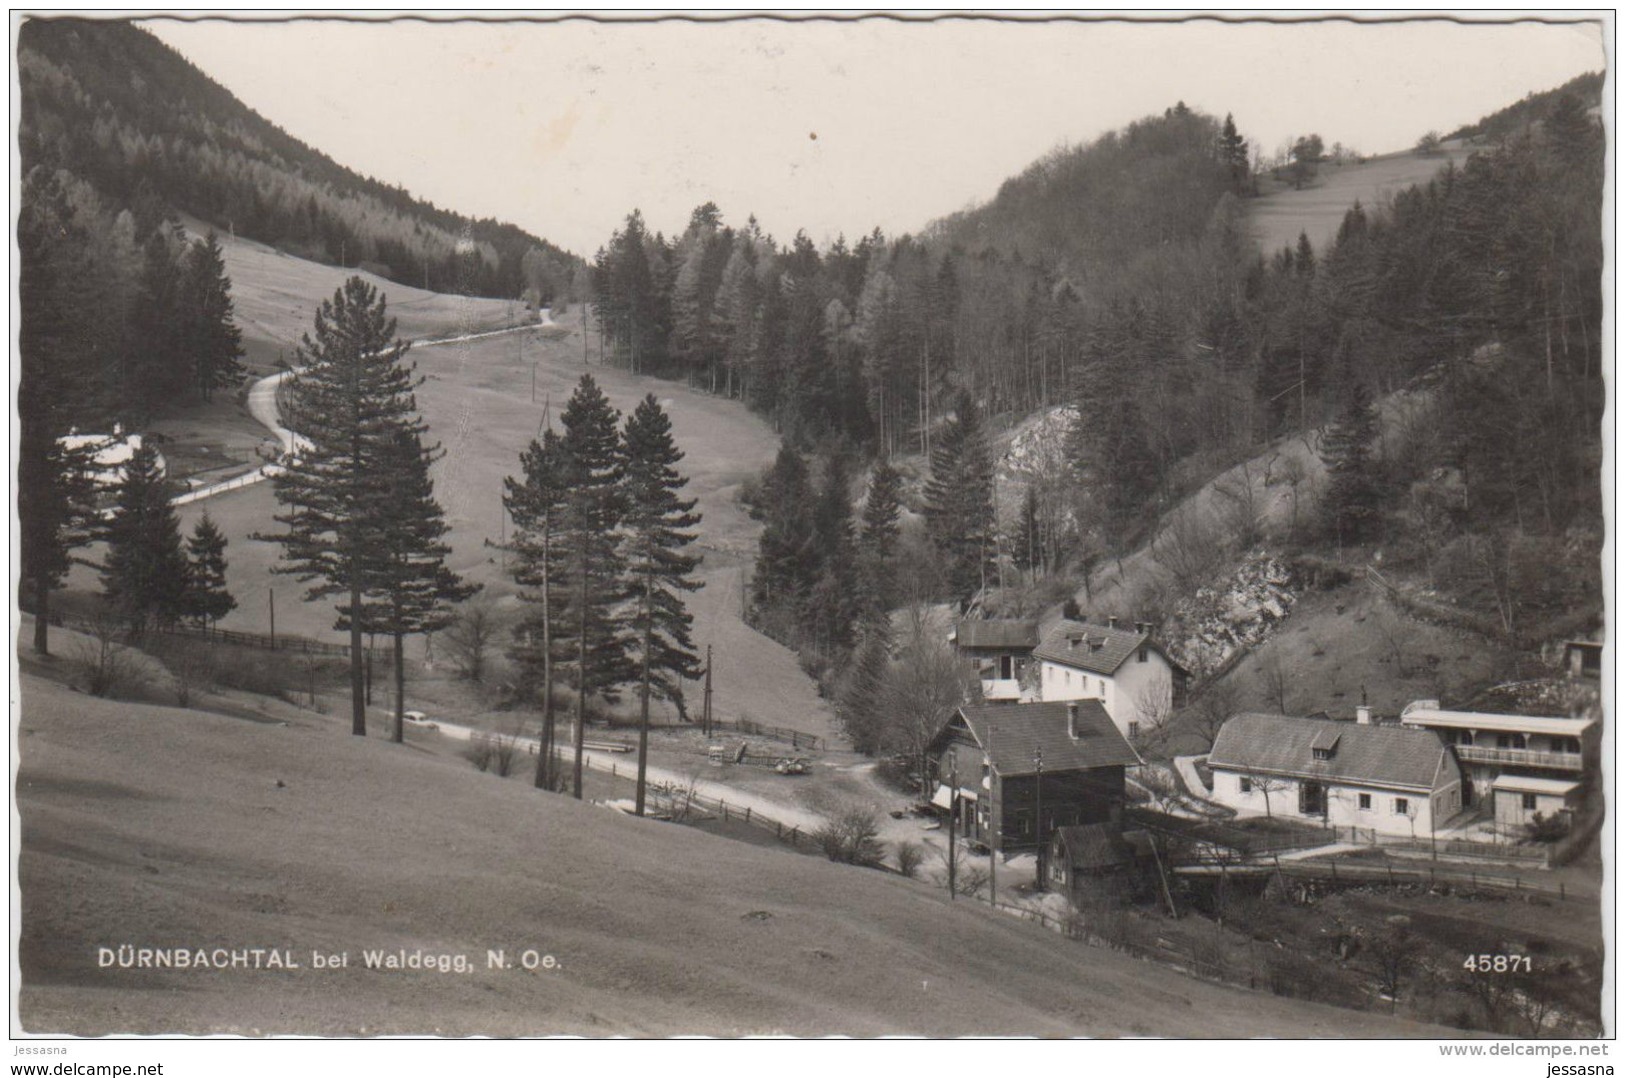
[1463,954,1532,973]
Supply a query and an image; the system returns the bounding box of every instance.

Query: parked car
[402,710,438,730]
[774,757,809,776]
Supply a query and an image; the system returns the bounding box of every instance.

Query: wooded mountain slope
[18,17,582,300]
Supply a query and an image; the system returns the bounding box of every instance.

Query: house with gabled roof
[950,619,1040,703]
[1207,712,1465,837]
[1032,617,1188,740]
[927,699,1140,857]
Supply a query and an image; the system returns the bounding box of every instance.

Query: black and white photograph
[10,9,1614,1059]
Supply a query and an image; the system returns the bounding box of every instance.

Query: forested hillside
[582,88,1604,735]
[1449,70,1603,143]
[18,18,582,301]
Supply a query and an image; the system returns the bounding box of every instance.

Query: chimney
[1356,705,1372,725]
[1107,615,1119,630]
[1135,621,1149,636]
[1067,701,1080,738]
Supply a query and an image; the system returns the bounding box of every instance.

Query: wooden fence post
[745,807,751,823]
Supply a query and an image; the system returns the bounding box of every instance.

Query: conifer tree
[1319,379,1380,545]
[1013,485,1041,576]
[101,441,189,632]
[132,217,190,419]
[854,457,903,632]
[183,511,236,628]
[807,453,860,655]
[556,374,633,798]
[181,230,247,402]
[860,458,903,563]
[621,394,704,816]
[922,391,995,606]
[751,444,818,612]
[19,174,101,655]
[505,426,573,790]
[362,429,478,742]
[836,628,892,755]
[263,276,421,736]
[1219,113,1251,193]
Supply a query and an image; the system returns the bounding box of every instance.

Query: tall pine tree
[922,391,995,606]
[101,441,189,632]
[263,276,421,736]
[556,374,633,798]
[183,511,236,628]
[1319,379,1380,545]
[19,173,101,655]
[181,231,247,402]
[505,426,573,790]
[621,395,704,816]
[361,429,478,742]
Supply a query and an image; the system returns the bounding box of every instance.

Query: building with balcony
[1397,700,1596,808]
[950,619,1040,703]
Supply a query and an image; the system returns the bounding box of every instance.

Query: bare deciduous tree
[1155,503,1229,592]
[1245,771,1289,818]
[1255,650,1292,714]
[1187,678,1240,752]
[442,596,500,682]
[882,606,979,797]
[1131,667,1175,757]
[1213,459,1265,549]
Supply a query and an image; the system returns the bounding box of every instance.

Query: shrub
[464,734,495,772]
[813,807,885,867]
[74,615,145,700]
[491,733,519,777]
[1526,811,1571,843]
[894,841,925,879]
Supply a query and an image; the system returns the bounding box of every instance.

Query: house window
[1313,747,1332,760]
[1522,793,1538,811]
[1128,721,1140,740]
[1394,797,1410,816]
[1239,777,1253,793]
[1138,644,1149,663]
[1497,733,1528,750]
[1358,793,1371,811]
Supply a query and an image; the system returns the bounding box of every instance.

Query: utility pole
[268,588,276,648]
[987,726,998,907]
[702,644,714,738]
[1034,745,1046,891]
[947,759,958,901]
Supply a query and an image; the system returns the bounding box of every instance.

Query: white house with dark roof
[1032,618,1187,740]
[1207,712,1465,836]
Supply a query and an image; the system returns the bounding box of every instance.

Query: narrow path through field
[169,318,546,508]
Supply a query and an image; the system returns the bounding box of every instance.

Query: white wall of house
[1208,768,1462,836]
[1038,649,1175,739]
[1492,789,1572,831]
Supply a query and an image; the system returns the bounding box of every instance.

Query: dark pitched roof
[1031,619,1183,676]
[1053,823,1135,870]
[1209,713,1457,792]
[953,619,1040,650]
[951,701,1140,776]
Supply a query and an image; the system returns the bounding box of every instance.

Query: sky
[143,14,1608,257]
